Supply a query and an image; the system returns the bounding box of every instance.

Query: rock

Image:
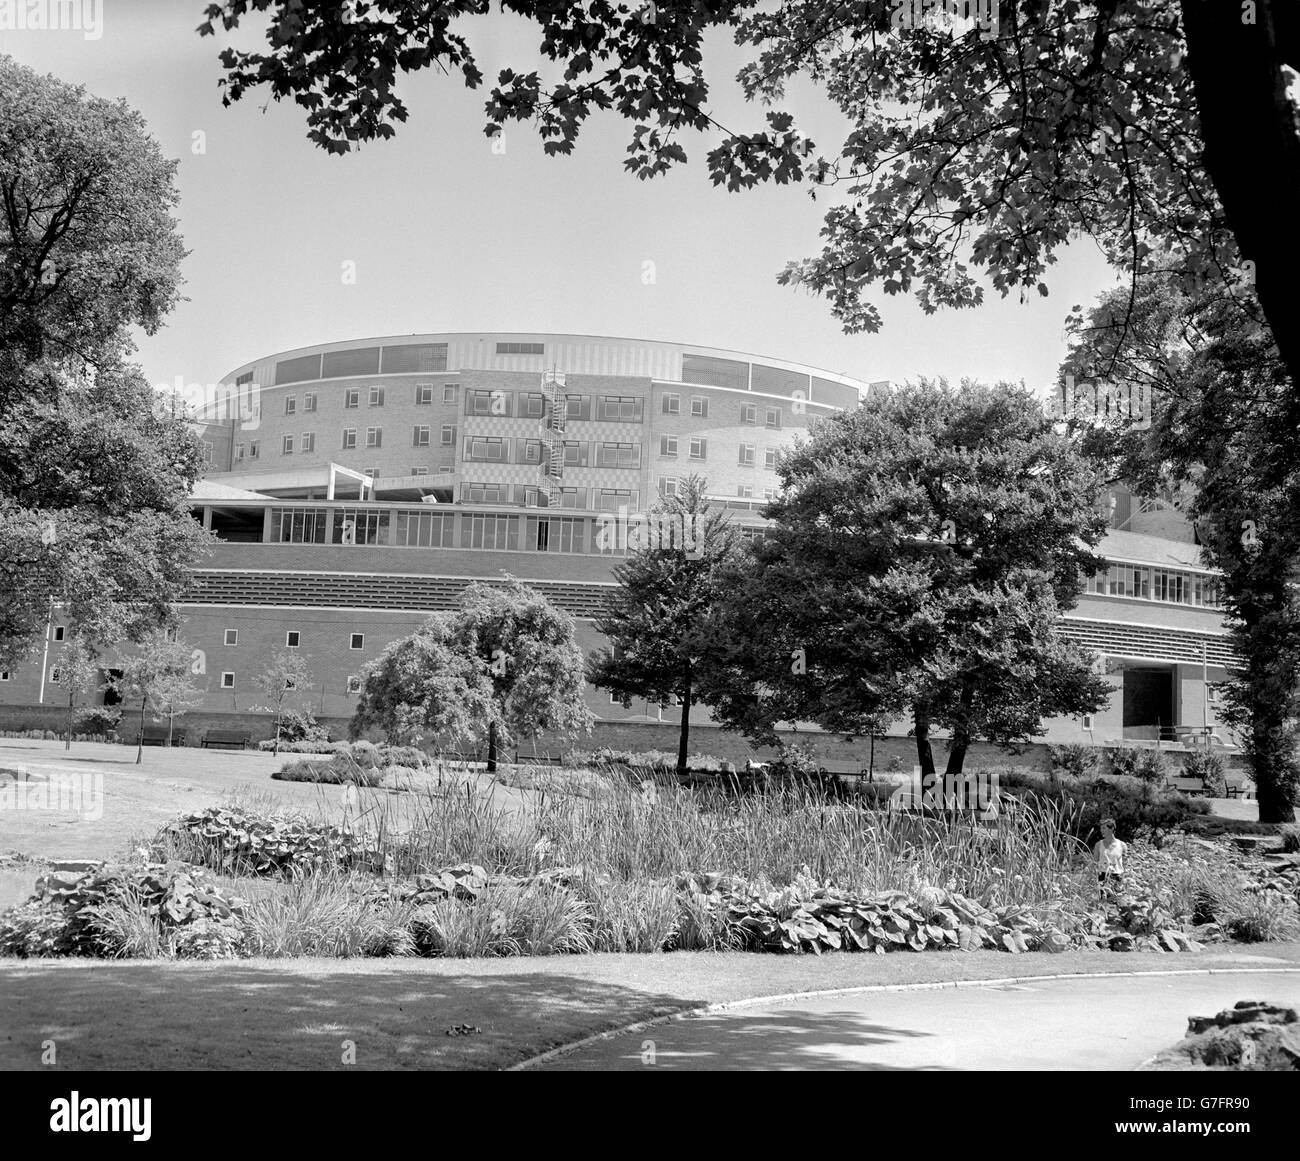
[1188,1001,1297,1035]
[49,859,102,874]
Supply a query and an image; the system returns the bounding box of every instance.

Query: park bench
[136,725,185,746]
[816,758,875,781]
[201,729,252,750]
[1168,775,1207,797]
[1224,775,1248,799]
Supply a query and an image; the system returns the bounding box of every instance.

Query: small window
[659,477,680,498]
[689,437,706,460]
[413,425,431,447]
[496,341,545,355]
[234,443,245,462]
[662,393,680,415]
[346,675,363,695]
[738,444,756,467]
[350,633,364,650]
[609,692,622,704]
[441,424,456,446]
[302,432,315,453]
[691,397,709,418]
[522,393,545,418]
[415,383,434,405]
[224,629,238,646]
[765,448,779,471]
[286,631,301,648]
[221,672,235,689]
[53,625,65,642]
[366,427,382,449]
[1082,714,1094,730]
[304,392,317,412]
[660,435,678,457]
[737,484,754,499]
[411,466,429,476]
[741,403,757,424]
[0,671,10,681]
[282,434,294,455]
[341,428,357,450]
[48,666,63,685]
[284,676,299,692]
[765,406,781,428]
[443,384,457,404]
[369,385,385,407]
[285,395,296,415]
[345,388,360,408]
[249,440,260,459]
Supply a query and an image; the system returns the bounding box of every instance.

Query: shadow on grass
[535,1008,952,1072]
[0,962,699,1071]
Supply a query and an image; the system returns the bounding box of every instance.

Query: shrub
[273,756,383,787]
[256,738,343,755]
[279,709,330,745]
[410,883,594,957]
[1106,747,1168,784]
[239,872,416,957]
[1048,743,1099,779]
[1182,750,1228,798]
[73,706,121,737]
[1222,894,1300,943]
[997,772,1207,841]
[578,877,680,952]
[1280,824,1300,854]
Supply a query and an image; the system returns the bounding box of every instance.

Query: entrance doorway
[1122,666,1175,740]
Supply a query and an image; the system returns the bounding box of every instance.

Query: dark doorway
[1123,667,1174,736]
[101,669,123,707]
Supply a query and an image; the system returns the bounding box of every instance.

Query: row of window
[272,507,627,549]
[284,384,460,414]
[1085,565,1222,608]
[219,629,365,650]
[660,478,775,501]
[661,394,782,427]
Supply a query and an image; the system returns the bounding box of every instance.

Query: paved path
[531,970,1300,1070]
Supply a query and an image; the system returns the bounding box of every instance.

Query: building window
[466,389,501,416]
[411,466,429,476]
[600,396,643,421]
[221,672,235,689]
[53,625,65,642]
[741,403,757,423]
[415,383,434,405]
[350,633,364,650]
[443,384,457,405]
[345,388,360,408]
[659,477,680,499]
[249,440,260,459]
[464,482,510,505]
[662,393,680,415]
[1082,713,1094,730]
[199,441,213,464]
[764,448,779,471]
[273,507,329,543]
[691,397,709,418]
[461,512,519,550]
[441,424,456,447]
[282,434,294,455]
[284,676,299,692]
[341,428,357,450]
[609,692,621,705]
[564,394,591,421]
[234,443,245,462]
[520,439,544,465]
[286,631,301,648]
[598,488,633,511]
[765,406,781,429]
[738,443,756,467]
[738,484,754,498]
[48,666,63,685]
[597,442,640,469]
[334,508,389,545]
[395,510,454,547]
[368,385,385,407]
[0,671,10,681]
[660,435,678,457]
[413,425,431,447]
[522,393,545,418]
[301,432,315,453]
[224,629,237,646]
[496,341,544,355]
[365,427,383,449]
[467,435,507,461]
[689,437,707,460]
[304,392,317,412]
[285,395,296,415]
[562,441,588,467]
[533,517,586,554]
[346,675,362,695]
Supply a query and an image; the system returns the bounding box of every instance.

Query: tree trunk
[487,720,498,773]
[1251,718,1300,824]
[167,711,174,747]
[136,700,146,765]
[274,706,281,756]
[913,706,936,777]
[1181,0,1300,405]
[676,679,693,779]
[65,692,73,750]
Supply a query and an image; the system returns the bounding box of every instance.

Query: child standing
[1093,816,1127,896]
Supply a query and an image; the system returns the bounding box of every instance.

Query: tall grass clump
[239,870,416,957]
[410,883,593,957]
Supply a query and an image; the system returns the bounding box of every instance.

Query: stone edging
[507,966,1300,1071]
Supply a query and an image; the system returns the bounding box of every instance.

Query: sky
[2,1,1123,396]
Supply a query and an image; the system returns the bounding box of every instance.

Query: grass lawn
[4,942,1298,1071]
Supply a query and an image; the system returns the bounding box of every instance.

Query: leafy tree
[698,380,1112,777]
[50,633,102,751]
[350,616,498,747]
[1062,276,1300,822]
[350,580,592,768]
[253,650,316,756]
[198,2,1300,397]
[0,56,209,669]
[587,476,749,777]
[109,633,201,764]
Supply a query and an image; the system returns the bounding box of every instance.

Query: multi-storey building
[0,332,1240,761]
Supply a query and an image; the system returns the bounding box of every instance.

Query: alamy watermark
[0,0,103,40]
[1049,374,1152,430]
[889,765,1000,819]
[595,507,704,557]
[889,0,999,39]
[0,768,104,821]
